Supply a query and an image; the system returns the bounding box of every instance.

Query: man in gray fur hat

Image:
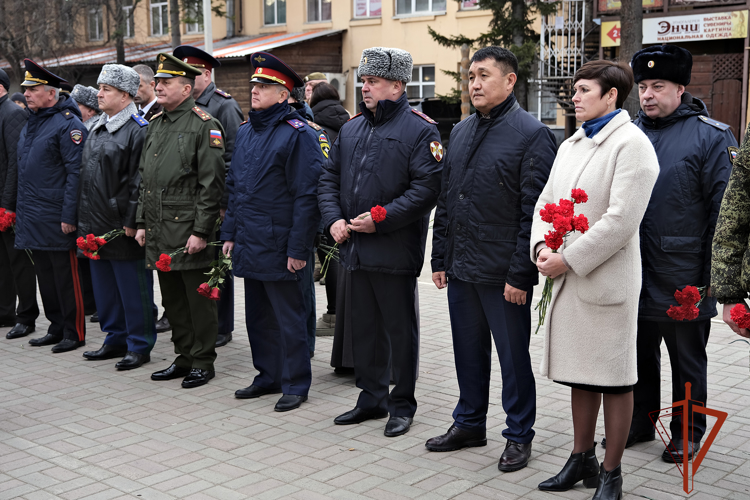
[77,64,156,371]
[71,84,101,130]
[318,47,443,437]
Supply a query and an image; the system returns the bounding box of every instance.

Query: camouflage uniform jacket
[711,123,748,304]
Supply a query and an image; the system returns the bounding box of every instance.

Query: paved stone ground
[2,257,750,499]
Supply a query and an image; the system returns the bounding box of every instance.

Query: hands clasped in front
[536,248,569,280]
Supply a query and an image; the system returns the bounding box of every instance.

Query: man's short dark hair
[132,64,155,83]
[573,60,634,109]
[471,46,519,75]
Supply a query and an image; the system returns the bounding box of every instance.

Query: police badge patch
[70,129,83,145]
[729,146,739,165]
[430,141,443,162]
[319,133,330,159]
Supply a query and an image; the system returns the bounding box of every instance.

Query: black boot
[538,443,599,491]
[592,463,622,500]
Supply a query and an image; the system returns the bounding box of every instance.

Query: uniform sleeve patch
[192,106,212,121]
[70,129,83,144]
[698,115,730,131]
[412,108,438,124]
[430,141,443,162]
[729,146,739,164]
[209,129,224,148]
[131,113,149,127]
[286,119,306,130]
[214,88,232,98]
[318,132,330,159]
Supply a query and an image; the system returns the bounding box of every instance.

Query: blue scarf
[582,109,621,138]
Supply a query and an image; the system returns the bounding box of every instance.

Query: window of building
[406,65,435,99]
[88,7,104,41]
[396,0,446,16]
[185,3,203,34]
[61,6,74,44]
[123,0,135,38]
[151,0,169,36]
[308,0,332,22]
[354,0,381,17]
[264,0,286,25]
[460,0,478,9]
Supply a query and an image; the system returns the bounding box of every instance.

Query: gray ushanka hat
[357,47,413,83]
[97,64,140,97]
[71,84,100,112]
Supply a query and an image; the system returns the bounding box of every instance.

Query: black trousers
[77,257,97,315]
[350,270,418,417]
[0,230,38,325]
[34,249,85,341]
[633,319,710,443]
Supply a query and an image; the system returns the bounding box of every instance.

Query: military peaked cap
[154,53,202,80]
[21,59,67,88]
[174,45,221,71]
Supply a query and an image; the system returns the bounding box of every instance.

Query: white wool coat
[530,110,659,386]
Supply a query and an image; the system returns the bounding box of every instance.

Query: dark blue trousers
[304,251,316,354]
[244,265,311,396]
[447,279,536,443]
[90,259,156,354]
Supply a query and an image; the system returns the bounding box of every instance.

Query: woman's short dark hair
[310,82,340,108]
[573,60,634,109]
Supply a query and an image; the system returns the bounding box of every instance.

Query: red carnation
[674,285,701,307]
[76,237,87,250]
[683,305,700,321]
[552,215,573,233]
[197,283,212,298]
[544,230,564,251]
[731,304,750,329]
[371,205,387,223]
[156,254,172,272]
[540,203,558,223]
[208,287,221,300]
[95,237,107,247]
[571,189,589,204]
[667,305,686,321]
[557,199,575,218]
[571,214,589,233]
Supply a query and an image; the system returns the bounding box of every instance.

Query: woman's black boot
[538,443,599,491]
[592,463,623,500]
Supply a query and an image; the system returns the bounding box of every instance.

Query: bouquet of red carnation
[666,285,706,321]
[77,229,124,260]
[730,303,750,329]
[320,205,387,279]
[197,252,232,300]
[0,208,16,233]
[535,189,590,334]
[155,241,224,273]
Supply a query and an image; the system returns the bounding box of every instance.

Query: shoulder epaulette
[239,120,248,126]
[411,108,438,125]
[306,120,323,131]
[131,113,149,127]
[214,88,232,99]
[286,118,306,131]
[62,110,75,120]
[698,115,730,131]
[347,112,362,122]
[149,111,163,121]
[192,106,211,121]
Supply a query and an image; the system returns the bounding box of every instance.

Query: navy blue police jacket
[318,93,443,276]
[431,94,557,289]
[15,95,87,251]
[635,93,737,321]
[220,102,323,281]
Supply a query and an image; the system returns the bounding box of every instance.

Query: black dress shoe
[151,364,191,380]
[426,424,487,451]
[498,440,532,472]
[6,323,34,339]
[334,407,389,425]
[155,315,171,333]
[116,352,150,370]
[235,385,282,399]
[384,416,413,437]
[274,394,307,412]
[601,428,654,449]
[662,440,700,463]
[29,333,63,346]
[51,339,85,353]
[83,344,128,360]
[592,463,622,500]
[539,443,599,491]
[90,312,99,323]
[215,332,232,347]
[181,368,215,388]
[333,367,355,375]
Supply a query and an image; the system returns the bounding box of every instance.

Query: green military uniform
[136,53,225,374]
[711,124,748,304]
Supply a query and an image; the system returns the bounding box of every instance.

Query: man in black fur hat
[600,44,737,463]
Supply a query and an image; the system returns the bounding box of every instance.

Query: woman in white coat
[531,61,659,500]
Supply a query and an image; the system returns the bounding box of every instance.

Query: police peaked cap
[21,59,67,88]
[174,45,221,71]
[631,45,692,86]
[249,52,303,92]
